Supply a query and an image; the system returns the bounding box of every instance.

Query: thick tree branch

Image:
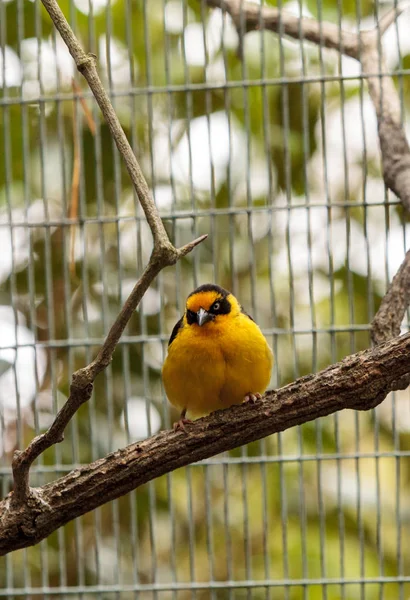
[10,0,208,507]
[1,332,410,555]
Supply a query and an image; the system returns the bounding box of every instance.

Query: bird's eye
[212,302,221,312]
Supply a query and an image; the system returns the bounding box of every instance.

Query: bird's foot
[243,392,263,404]
[173,418,192,432]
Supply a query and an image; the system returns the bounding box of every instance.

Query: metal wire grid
[1,0,410,598]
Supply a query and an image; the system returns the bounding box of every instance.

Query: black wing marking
[168,316,184,346]
[240,306,255,322]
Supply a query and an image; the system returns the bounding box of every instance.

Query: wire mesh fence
[1,0,410,598]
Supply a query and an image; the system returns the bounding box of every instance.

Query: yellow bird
[162,284,273,430]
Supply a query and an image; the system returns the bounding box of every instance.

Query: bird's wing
[168,316,184,346]
[240,306,255,322]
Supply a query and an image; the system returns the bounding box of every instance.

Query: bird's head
[185,284,240,328]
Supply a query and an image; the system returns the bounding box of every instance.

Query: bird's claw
[173,418,192,432]
[243,392,263,404]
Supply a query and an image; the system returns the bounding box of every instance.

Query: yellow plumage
[162,284,273,427]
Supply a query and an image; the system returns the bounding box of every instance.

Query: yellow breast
[162,313,273,418]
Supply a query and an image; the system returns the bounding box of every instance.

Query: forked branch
[10,0,207,507]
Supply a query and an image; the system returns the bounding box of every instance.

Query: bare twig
[72,78,96,136]
[2,331,410,555]
[40,0,169,247]
[10,0,208,506]
[69,79,96,279]
[69,80,81,279]
[371,250,410,344]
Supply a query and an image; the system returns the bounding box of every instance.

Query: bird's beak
[197,307,213,326]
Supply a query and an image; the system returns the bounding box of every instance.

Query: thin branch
[371,250,410,345]
[9,0,208,506]
[2,331,410,555]
[40,0,168,247]
[69,80,81,280]
[69,79,96,279]
[72,78,96,136]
